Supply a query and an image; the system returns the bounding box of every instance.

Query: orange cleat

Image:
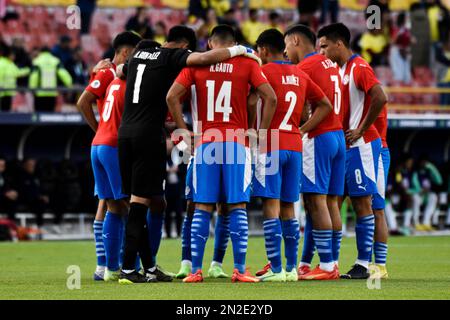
[182,269,204,283]
[231,268,260,283]
[255,262,271,277]
[299,265,339,280]
[297,265,311,277]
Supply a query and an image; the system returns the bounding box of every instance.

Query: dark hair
[167,25,197,51]
[317,23,351,48]
[0,43,11,57]
[256,29,285,54]
[284,24,316,46]
[397,12,406,27]
[269,11,280,21]
[136,39,161,50]
[249,8,258,17]
[210,24,236,43]
[113,31,142,52]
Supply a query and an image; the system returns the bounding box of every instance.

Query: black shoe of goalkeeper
[118,271,158,284]
[340,264,370,279]
[146,265,173,282]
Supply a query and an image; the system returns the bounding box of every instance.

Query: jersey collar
[304,52,318,60]
[272,60,292,65]
[348,54,359,63]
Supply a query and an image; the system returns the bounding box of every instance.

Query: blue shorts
[193,142,252,204]
[345,138,382,197]
[372,148,391,210]
[185,157,194,201]
[91,145,127,200]
[301,130,346,195]
[252,150,302,203]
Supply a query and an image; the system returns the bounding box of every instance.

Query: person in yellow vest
[241,9,269,46]
[29,47,72,112]
[209,0,231,17]
[0,44,30,112]
[359,27,389,66]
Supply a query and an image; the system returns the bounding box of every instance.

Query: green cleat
[285,269,298,282]
[176,263,192,279]
[104,269,120,282]
[257,268,286,282]
[208,264,229,278]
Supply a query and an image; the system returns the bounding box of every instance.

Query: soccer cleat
[422,224,436,232]
[93,269,104,281]
[104,269,120,282]
[118,271,157,284]
[257,268,286,282]
[146,265,174,282]
[415,224,427,232]
[208,265,229,278]
[231,268,260,283]
[285,269,298,282]
[369,264,389,279]
[176,263,192,279]
[340,264,370,280]
[297,265,311,276]
[255,262,271,277]
[183,270,204,283]
[299,265,339,280]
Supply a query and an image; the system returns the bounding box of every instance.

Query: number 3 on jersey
[206,80,232,122]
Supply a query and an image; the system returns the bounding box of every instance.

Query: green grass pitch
[0,236,449,300]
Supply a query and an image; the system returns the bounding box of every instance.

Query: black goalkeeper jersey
[119,46,191,139]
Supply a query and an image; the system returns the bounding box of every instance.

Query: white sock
[210,261,222,268]
[181,260,192,268]
[385,202,398,230]
[148,266,156,272]
[423,193,438,225]
[122,269,134,274]
[403,209,413,228]
[446,209,450,225]
[299,262,311,268]
[96,265,105,273]
[355,259,369,269]
[320,262,335,272]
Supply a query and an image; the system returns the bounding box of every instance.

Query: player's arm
[346,84,387,145]
[166,82,189,131]
[255,83,277,131]
[186,45,261,66]
[247,90,259,129]
[76,90,98,132]
[300,97,332,135]
[300,75,332,135]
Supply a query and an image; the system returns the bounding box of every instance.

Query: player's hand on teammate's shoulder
[233,45,262,66]
[92,58,113,74]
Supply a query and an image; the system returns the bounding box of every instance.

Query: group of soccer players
[77,21,390,284]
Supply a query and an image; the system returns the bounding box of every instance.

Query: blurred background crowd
[1,0,450,240]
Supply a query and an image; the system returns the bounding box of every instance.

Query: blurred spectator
[78,0,97,35]
[241,9,268,46]
[412,154,443,231]
[218,8,239,28]
[11,37,32,88]
[434,35,450,105]
[197,8,219,50]
[210,0,231,17]
[125,7,154,39]
[297,0,320,28]
[51,36,74,71]
[0,156,19,222]
[410,2,431,67]
[16,158,50,228]
[445,161,450,228]
[164,139,183,238]
[389,12,413,84]
[320,0,339,24]
[154,21,167,46]
[0,44,30,111]
[70,47,89,85]
[53,160,82,227]
[268,11,284,33]
[359,27,389,66]
[29,47,72,112]
[188,0,208,20]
